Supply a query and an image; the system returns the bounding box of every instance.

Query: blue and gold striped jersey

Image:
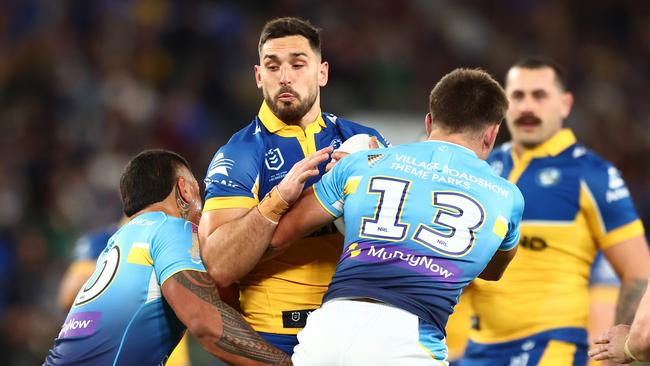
[313,140,524,360]
[469,129,645,343]
[203,101,389,334]
[45,212,204,365]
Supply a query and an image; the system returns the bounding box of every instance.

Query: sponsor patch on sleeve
[58,312,102,339]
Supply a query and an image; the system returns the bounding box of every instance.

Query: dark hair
[258,17,321,54]
[429,68,508,133]
[510,56,567,90]
[119,149,191,217]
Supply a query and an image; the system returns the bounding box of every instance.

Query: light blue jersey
[313,141,524,360]
[45,212,205,366]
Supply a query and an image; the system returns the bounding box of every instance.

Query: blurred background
[1,0,650,364]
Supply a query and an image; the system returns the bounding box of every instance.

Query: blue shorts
[258,332,299,355]
[460,328,588,366]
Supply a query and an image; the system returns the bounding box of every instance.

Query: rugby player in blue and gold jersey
[45,150,297,366]
[198,17,389,355]
[461,57,650,366]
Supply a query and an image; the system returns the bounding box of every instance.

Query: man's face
[255,35,328,124]
[504,66,573,148]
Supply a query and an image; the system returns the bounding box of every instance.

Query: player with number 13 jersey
[311,138,525,360]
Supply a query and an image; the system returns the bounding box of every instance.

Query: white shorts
[292,298,448,366]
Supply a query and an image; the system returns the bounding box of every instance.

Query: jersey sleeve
[313,154,359,218]
[203,142,261,212]
[580,160,645,250]
[151,219,206,285]
[499,186,525,251]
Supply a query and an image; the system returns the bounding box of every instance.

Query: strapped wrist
[257,186,290,224]
[624,335,640,362]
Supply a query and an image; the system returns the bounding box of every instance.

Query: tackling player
[44,150,293,365]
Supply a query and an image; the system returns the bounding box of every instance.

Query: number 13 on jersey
[360,177,486,257]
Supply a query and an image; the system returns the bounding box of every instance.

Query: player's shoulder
[219,119,266,154]
[568,143,616,173]
[326,113,391,147]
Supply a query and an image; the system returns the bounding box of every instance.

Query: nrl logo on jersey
[265,148,284,171]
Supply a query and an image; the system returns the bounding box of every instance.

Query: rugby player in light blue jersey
[229,68,525,365]
[44,150,297,366]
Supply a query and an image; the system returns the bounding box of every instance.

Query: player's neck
[130,198,183,221]
[427,131,484,158]
[295,97,321,130]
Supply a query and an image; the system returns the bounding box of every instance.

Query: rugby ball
[332,134,384,234]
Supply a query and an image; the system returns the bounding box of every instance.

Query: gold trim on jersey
[126,242,153,266]
[508,129,577,183]
[203,196,258,212]
[600,220,645,249]
[580,181,645,249]
[344,176,362,195]
[258,101,327,156]
[313,186,339,218]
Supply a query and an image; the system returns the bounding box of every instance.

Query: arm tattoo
[172,271,290,365]
[615,278,648,324]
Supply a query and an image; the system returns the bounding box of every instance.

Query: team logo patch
[207,153,235,177]
[536,167,561,187]
[608,167,624,189]
[59,312,102,338]
[265,148,285,171]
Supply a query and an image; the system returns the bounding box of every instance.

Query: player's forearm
[169,271,290,365]
[627,325,650,362]
[615,278,648,324]
[208,297,291,366]
[621,281,650,361]
[201,209,276,287]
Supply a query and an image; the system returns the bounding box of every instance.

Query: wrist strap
[624,335,640,362]
[257,186,290,224]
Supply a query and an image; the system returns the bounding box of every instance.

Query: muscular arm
[162,270,290,366]
[477,246,517,281]
[604,235,650,324]
[270,187,335,253]
[199,147,332,287]
[199,207,277,287]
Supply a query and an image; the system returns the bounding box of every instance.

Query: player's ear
[254,65,263,89]
[175,176,191,207]
[319,61,329,87]
[483,123,501,152]
[425,113,433,137]
[561,91,573,119]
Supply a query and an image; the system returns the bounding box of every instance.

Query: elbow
[203,261,236,288]
[478,273,502,281]
[478,269,505,281]
[186,316,222,347]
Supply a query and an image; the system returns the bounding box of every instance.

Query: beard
[264,85,318,125]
